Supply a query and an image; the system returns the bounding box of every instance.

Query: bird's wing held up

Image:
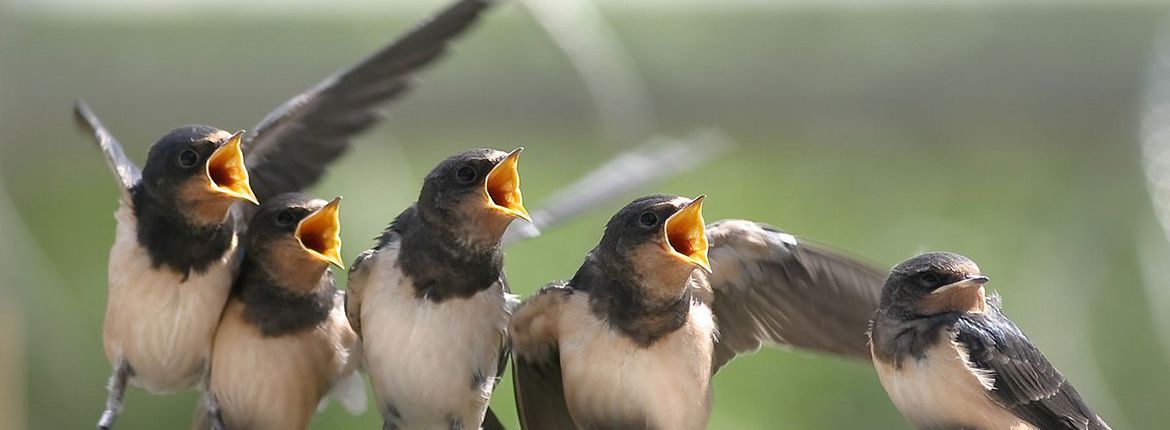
[511,284,579,430]
[695,220,885,372]
[502,129,732,246]
[242,0,493,201]
[74,100,142,197]
[955,306,1111,430]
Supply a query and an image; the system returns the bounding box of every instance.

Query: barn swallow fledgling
[193,194,359,430]
[869,252,1110,430]
[93,125,257,430]
[346,148,529,430]
[77,1,495,427]
[510,195,886,429]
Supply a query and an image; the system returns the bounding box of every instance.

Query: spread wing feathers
[502,129,733,246]
[241,0,493,201]
[695,220,885,372]
[955,305,1110,430]
[511,284,579,430]
[74,100,142,196]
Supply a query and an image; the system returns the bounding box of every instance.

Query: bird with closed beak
[869,252,1110,430]
[77,1,496,427]
[510,194,887,429]
[193,193,360,430]
[346,148,529,430]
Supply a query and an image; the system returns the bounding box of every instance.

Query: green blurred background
[3,0,1170,428]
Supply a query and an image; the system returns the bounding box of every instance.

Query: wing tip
[73,98,97,133]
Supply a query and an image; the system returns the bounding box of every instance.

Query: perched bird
[194,194,359,430]
[76,0,496,427]
[89,123,257,430]
[346,148,529,430]
[869,252,1110,430]
[510,194,886,430]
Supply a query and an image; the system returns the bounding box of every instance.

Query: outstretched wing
[694,220,885,372]
[955,305,1110,429]
[73,100,142,197]
[511,284,578,430]
[242,0,493,201]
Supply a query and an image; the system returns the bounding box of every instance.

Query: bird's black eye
[276,209,297,227]
[178,149,199,168]
[638,211,659,228]
[455,165,477,185]
[921,273,941,284]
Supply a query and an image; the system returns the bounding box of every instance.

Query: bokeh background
[3,0,1170,428]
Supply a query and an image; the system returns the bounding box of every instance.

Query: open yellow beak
[484,147,531,222]
[664,195,711,273]
[206,131,258,205]
[295,197,344,269]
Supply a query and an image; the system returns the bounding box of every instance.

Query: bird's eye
[638,211,659,228]
[455,165,477,184]
[276,209,297,227]
[921,273,941,284]
[178,149,199,168]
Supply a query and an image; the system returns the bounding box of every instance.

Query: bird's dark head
[139,125,258,225]
[882,251,989,316]
[245,193,344,288]
[592,194,711,293]
[416,148,530,247]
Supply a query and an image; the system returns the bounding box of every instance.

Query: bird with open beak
[510,194,888,429]
[75,0,496,427]
[193,194,360,430]
[869,252,1111,430]
[346,148,528,430]
[96,127,257,430]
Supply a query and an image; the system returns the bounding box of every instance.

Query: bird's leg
[480,407,506,430]
[204,392,226,430]
[382,403,401,430]
[447,416,464,430]
[96,360,130,430]
[197,359,226,430]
